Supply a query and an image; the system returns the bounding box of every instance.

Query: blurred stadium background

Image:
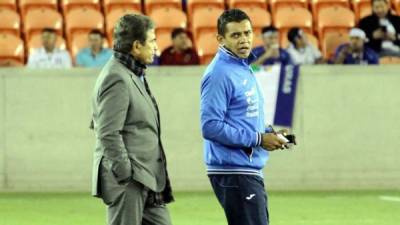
[0,1,400,225]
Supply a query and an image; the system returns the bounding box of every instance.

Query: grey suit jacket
[91,57,166,197]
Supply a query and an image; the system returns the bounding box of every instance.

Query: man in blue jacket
[200,9,289,225]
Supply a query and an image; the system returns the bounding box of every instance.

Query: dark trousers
[209,174,269,225]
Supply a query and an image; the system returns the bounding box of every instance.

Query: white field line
[379,195,400,202]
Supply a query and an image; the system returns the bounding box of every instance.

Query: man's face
[372,0,389,18]
[172,32,192,51]
[218,20,253,58]
[295,33,307,48]
[262,32,279,48]
[131,29,158,65]
[88,33,103,51]
[349,36,364,51]
[41,31,56,50]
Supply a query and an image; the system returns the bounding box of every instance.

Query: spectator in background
[286,27,324,65]
[334,28,379,64]
[358,0,400,57]
[251,26,291,66]
[160,28,200,65]
[76,29,112,67]
[27,28,72,68]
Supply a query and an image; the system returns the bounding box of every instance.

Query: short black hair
[113,14,154,53]
[42,28,56,34]
[217,9,251,36]
[171,28,187,39]
[287,27,301,44]
[261,26,278,35]
[89,29,104,38]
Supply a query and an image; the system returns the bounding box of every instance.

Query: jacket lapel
[127,69,160,127]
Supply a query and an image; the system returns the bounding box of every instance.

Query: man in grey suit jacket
[91,14,173,225]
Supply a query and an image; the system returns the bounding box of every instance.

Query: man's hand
[263,46,280,59]
[261,133,288,151]
[373,29,385,39]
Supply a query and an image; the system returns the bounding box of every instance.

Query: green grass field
[0,191,399,225]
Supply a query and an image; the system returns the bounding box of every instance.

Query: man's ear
[131,40,142,55]
[217,34,224,45]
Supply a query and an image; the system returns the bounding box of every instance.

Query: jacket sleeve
[200,72,262,148]
[95,74,132,182]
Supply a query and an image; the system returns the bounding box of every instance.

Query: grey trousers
[99,161,172,225]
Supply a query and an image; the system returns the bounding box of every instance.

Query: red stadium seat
[321,30,349,60]
[274,6,313,35]
[393,0,400,15]
[352,0,372,22]
[240,6,271,36]
[65,7,104,46]
[0,8,20,36]
[196,32,218,64]
[380,56,400,64]
[311,0,350,21]
[61,0,100,15]
[19,0,58,18]
[0,0,16,11]
[145,0,182,14]
[186,0,225,21]
[0,33,25,64]
[149,7,187,43]
[105,7,141,44]
[156,31,172,55]
[103,0,141,14]
[269,0,308,17]
[228,0,267,9]
[317,6,355,40]
[191,6,224,41]
[23,8,63,42]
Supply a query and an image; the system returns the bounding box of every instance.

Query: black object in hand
[284,134,296,145]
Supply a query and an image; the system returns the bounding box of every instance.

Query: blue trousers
[209,174,269,225]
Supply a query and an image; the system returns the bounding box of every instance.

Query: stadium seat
[70,32,109,59]
[191,6,224,41]
[156,31,172,55]
[27,33,66,54]
[61,0,100,15]
[23,8,63,42]
[280,31,319,48]
[240,6,271,36]
[0,33,24,64]
[352,0,371,22]
[269,0,308,17]
[103,0,141,14]
[358,4,372,21]
[0,0,16,11]
[149,7,187,38]
[19,0,58,18]
[321,30,349,60]
[65,7,104,47]
[105,7,141,43]
[0,8,20,37]
[196,32,219,64]
[274,6,313,35]
[393,0,400,15]
[145,0,182,14]
[317,6,355,40]
[311,0,350,21]
[380,56,400,64]
[186,0,225,21]
[227,0,267,9]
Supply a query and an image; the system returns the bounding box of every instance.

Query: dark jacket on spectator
[358,13,400,53]
[160,47,200,65]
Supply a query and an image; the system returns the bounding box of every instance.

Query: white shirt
[287,44,322,65]
[27,47,72,69]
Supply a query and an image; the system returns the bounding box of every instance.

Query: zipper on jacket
[249,148,254,162]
